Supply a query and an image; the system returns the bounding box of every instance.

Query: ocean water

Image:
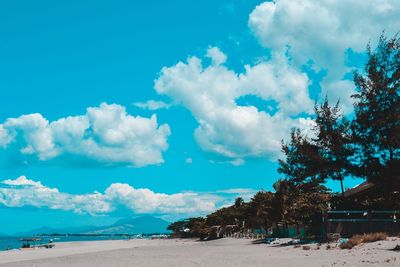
[0,235,133,251]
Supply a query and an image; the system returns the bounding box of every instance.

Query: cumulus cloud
[0,176,111,215]
[0,176,254,217]
[248,0,400,110]
[155,47,313,160]
[2,176,44,187]
[133,100,172,110]
[0,103,171,167]
[104,183,215,214]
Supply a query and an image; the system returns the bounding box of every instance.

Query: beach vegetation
[339,232,387,249]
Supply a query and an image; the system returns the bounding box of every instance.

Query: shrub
[340,233,387,249]
[361,232,387,243]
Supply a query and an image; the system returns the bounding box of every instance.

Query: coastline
[0,237,399,266]
[0,235,144,251]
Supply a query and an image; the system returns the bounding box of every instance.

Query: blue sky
[0,0,399,234]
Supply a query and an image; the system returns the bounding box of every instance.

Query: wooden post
[368,210,372,233]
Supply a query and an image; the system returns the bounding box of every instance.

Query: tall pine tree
[314,98,353,194]
[352,34,400,196]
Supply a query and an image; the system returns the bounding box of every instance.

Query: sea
[0,235,136,251]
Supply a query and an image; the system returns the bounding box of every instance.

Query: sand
[0,237,399,267]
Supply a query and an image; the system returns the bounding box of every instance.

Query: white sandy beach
[0,237,399,267]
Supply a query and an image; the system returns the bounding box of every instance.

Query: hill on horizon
[16,215,171,236]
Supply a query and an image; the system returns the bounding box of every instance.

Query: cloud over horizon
[0,103,171,167]
[0,176,256,217]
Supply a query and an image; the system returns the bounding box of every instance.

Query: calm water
[0,235,133,251]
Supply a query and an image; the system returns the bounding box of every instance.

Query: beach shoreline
[0,237,399,266]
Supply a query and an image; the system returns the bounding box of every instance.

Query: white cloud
[0,176,111,215]
[248,0,400,110]
[133,100,172,110]
[229,158,245,166]
[217,188,257,195]
[0,103,171,167]
[155,47,313,160]
[0,176,255,217]
[2,175,44,187]
[216,188,258,202]
[0,125,14,148]
[104,183,215,215]
[206,46,227,65]
[185,157,193,164]
[209,158,245,166]
[320,79,355,114]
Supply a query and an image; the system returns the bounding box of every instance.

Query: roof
[343,181,375,198]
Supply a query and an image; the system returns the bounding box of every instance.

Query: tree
[247,191,275,231]
[314,98,354,194]
[278,128,325,185]
[167,219,189,234]
[272,179,295,227]
[185,217,209,239]
[167,217,209,239]
[273,179,330,230]
[234,197,244,208]
[206,205,243,227]
[285,182,330,227]
[352,34,400,197]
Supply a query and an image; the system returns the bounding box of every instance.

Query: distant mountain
[84,216,171,235]
[16,225,101,236]
[0,232,8,236]
[17,216,171,236]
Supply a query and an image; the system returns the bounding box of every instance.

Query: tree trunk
[340,179,345,196]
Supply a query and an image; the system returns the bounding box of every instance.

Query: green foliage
[206,202,245,227]
[314,98,354,193]
[167,219,188,233]
[167,217,208,238]
[234,197,244,208]
[352,34,400,195]
[285,183,330,226]
[247,191,275,230]
[273,179,330,226]
[278,129,324,185]
[278,98,353,194]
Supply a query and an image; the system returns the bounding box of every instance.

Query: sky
[0,0,399,234]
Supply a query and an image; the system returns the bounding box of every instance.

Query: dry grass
[340,232,388,249]
[362,232,387,243]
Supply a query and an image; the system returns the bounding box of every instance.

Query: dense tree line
[168,34,400,239]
